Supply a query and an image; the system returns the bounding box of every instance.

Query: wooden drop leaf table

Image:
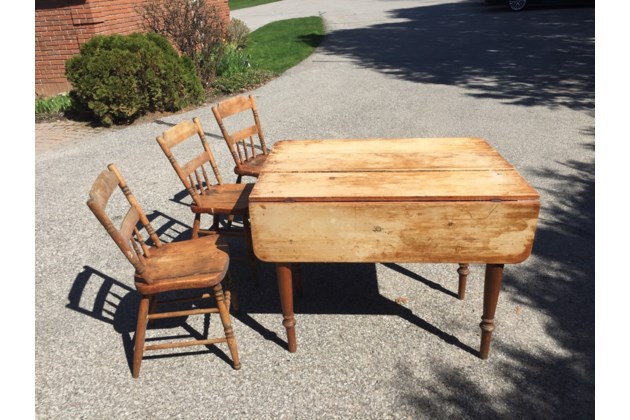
[249,138,540,359]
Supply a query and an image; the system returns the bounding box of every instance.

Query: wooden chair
[87,163,240,378]
[211,94,269,183]
[156,117,254,239]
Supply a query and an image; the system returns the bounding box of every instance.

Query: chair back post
[249,95,268,156]
[193,117,224,185]
[87,164,158,276]
[157,119,227,209]
[211,105,242,168]
[107,163,162,249]
[156,127,202,207]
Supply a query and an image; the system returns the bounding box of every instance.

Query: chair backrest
[211,94,269,168]
[87,163,162,277]
[156,118,224,207]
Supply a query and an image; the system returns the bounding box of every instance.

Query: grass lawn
[229,0,281,11]
[247,16,325,75]
[211,16,325,93]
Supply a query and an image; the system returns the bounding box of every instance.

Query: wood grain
[250,170,538,202]
[214,94,253,118]
[251,138,540,264]
[250,200,540,264]
[262,138,511,173]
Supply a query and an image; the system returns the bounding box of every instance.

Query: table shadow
[229,258,478,356]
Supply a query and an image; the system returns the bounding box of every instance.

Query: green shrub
[35,92,73,115]
[216,43,251,77]
[211,68,272,94]
[65,32,205,126]
[227,19,250,49]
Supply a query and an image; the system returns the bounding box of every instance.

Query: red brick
[36,0,229,97]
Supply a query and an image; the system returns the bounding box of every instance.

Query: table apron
[250,200,539,264]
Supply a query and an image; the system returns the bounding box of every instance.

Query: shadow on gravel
[320,1,594,112]
[232,259,478,355]
[66,211,237,374]
[314,1,595,416]
[391,137,595,417]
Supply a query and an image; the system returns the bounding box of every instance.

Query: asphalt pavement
[35,0,595,418]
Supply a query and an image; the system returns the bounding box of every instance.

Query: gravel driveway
[35,0,594,418]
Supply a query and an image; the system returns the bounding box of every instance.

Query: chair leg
[133,295,150,378]
[224,271,239,313]
[226,213,234,229]
[211,214,220,231]
[192,213,201,239]
[236,174,243,184]
[213,284,241,370]
[147,295,159,328]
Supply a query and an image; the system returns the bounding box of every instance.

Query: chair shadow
[68,266,237,374]
[72,209,477,362]
[167,188,193,208]
[68,212,239,374]
[146,209,194,241]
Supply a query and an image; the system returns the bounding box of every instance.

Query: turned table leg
[479,263,505,359]
[276,263,297,352]
[457,263,470,300]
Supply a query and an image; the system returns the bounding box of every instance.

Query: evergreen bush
[65,32,205,126]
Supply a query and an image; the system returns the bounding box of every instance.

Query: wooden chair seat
[157,117,259,283]
[135,235,229,295]
[234,154,267,178]
[87,164,240,378]
[190,183,254,215]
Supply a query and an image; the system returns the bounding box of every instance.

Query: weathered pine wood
[250,200,539,264]
[157,118,259,284]
[159,119,199,148]
[213,94,253,118]
[270,137,494,154]
[457,263,470,300]
[263,138,511,173]
[212,94,269,181]
[249,137,540,358]
[276,263,297,353]
[87,168,119,209]
[145,337,227,351]
[232,125,259,144]
[190,183,254,214]
[147,307,220,320]
[87,164,241,378]
[263,151,512,173]
[156,118,253,236]
[480,264,505,359]
[250,171,538,202]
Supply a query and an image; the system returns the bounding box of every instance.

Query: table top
[249,138,539,203]
[249,138,540,264]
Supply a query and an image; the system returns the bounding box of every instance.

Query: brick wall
[35,0,230,98]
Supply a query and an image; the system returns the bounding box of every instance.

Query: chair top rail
[88,169,119,209]
[213,95,253,119]
[158,120,199,149]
